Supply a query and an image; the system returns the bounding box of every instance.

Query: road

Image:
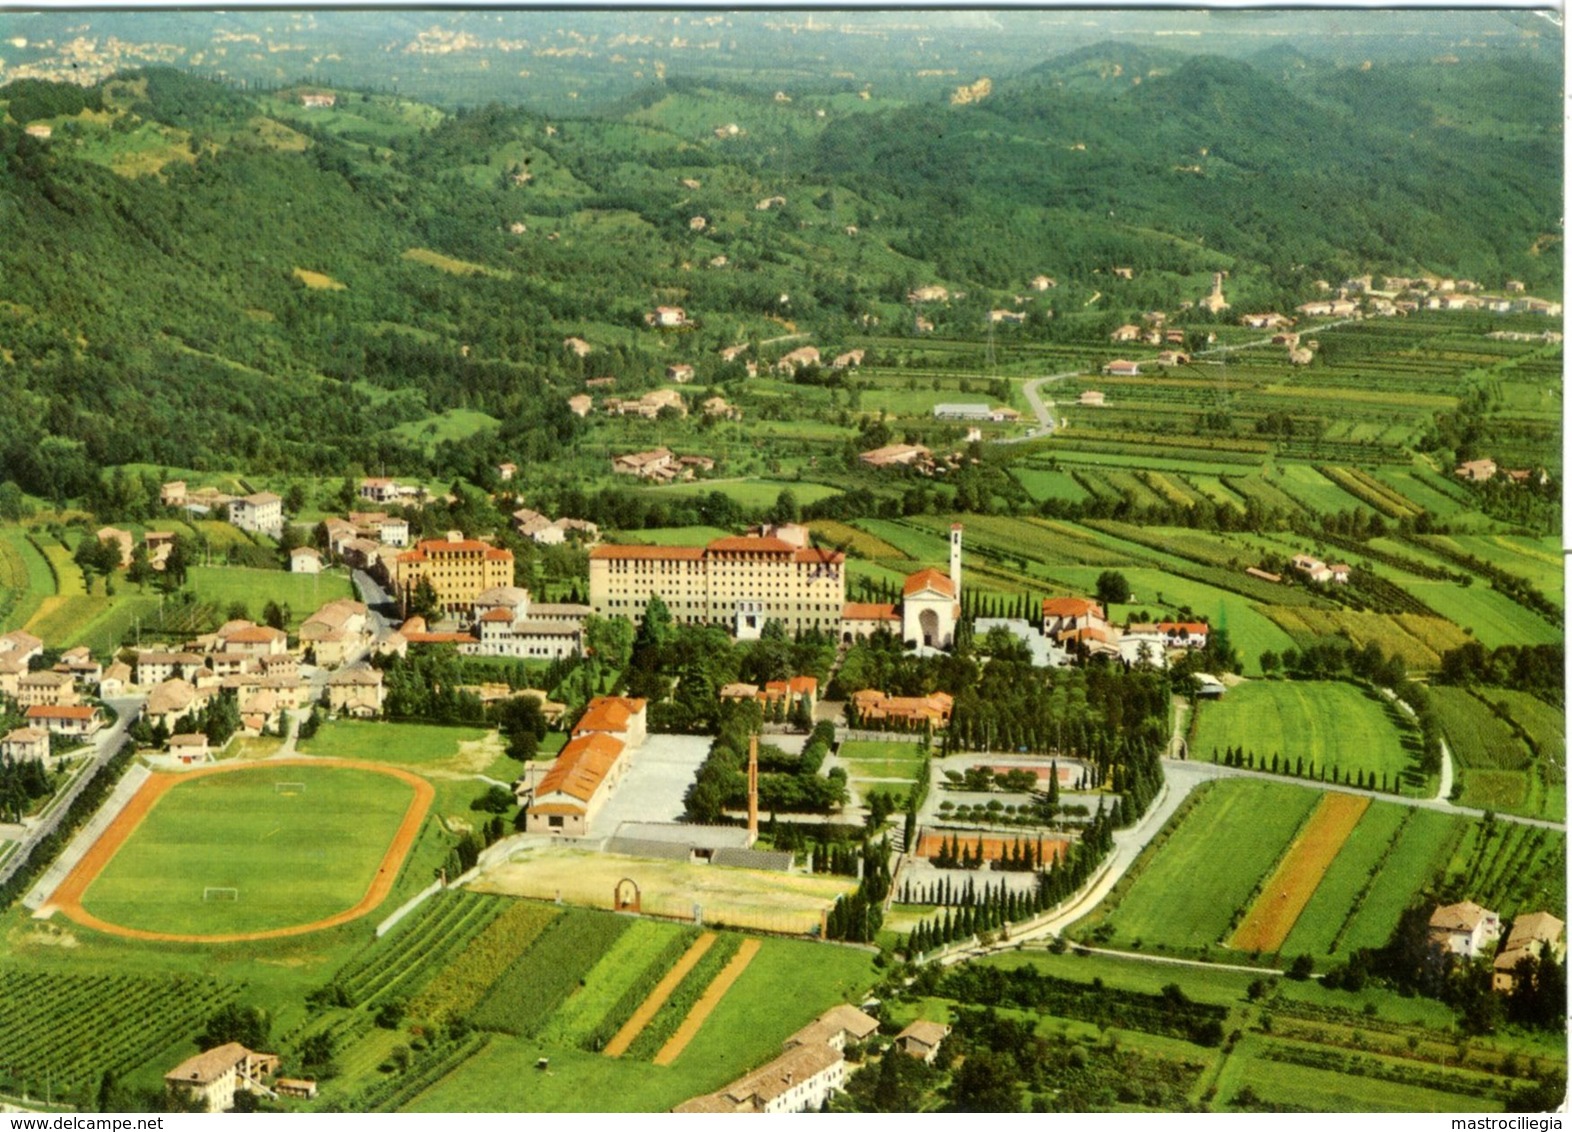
[995,316,1364,447]
[0,693,145,889]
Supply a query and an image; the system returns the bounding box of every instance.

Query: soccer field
[76,763,422,937]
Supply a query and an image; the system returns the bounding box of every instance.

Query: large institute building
[588,523,963,648]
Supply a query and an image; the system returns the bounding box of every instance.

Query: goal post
[273,782,307,795]
[203,887,240,902]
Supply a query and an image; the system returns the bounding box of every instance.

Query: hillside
[0,51,1560,495]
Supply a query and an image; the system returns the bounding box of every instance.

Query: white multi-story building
[229,492,282,536]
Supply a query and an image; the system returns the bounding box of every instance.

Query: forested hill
[0,53,1560,494]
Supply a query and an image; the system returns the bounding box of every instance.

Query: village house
[17,670,78,708]
[1492,912,1565,993]
[1156,350,1189,367]
[299,92,336,108]
[144,679,205,731]
[775,346,821,374]
[165,733,212,765]
[299,599,371,668]
[1,727,51,766]
[567,393,593,417]
[25,704,102,738]
[1157,621,1209,648]
[358,477,400,505]
[1041,597,1109,646]
[1031,274,1057,291]
[96,526,134,568]
[831,349,864,369]
[98,660,132,698]
[1078,390,1106,407]
[1102,359,1140,377]
[665,364,696,383]
[159,480,187,507]
[228,492,283,537]
[612,447,677,479]
[702,396,742,420]
[496,462,517,482]
[326,666,385,718]
[0,630,43,666]
[1455,458,1498,483]
[674,1005,879,1113]
[895,1020,951,1064]
[859,443,932,470]
[645,306,690,328]
[1429,901,1501,959]
[907,285,949,303]
[289,546,323,574]
[219,624,289,658]
[55,647,103,688]
[165,1044,280,1113]
[1110,323,1142,343]
[1291,555,1349,585]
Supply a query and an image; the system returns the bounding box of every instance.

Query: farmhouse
[775,346,821,374]
[95,526,134,568]
[666,364,695,383]
[1492,912,1565,993]
[907,285,949,303]
[394,535,515,615]
[674,1005,878,1113]
[612,447,676,478]
[165,1044,280,1113]
[590,527,845,639]
[1429,901,1501,959]
[326,666,385,718]
[1102,359,1140,377]
[645,305,690,328]
[289,546,323,574]
[1455,458,1498,482]
[1157,621,1209,648]
[1291,555,1348,584]
[895,1019,951,1063]
[1078,390,1106,407]
[859,443,931,469]
[229,492,283,537]
[567,393,593,417]
[300,92,336,108]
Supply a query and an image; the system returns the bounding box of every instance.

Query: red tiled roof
[903,567,956,598]
[480,608,515,623]
[26,705,95,721]
[590,545,705,560]
[842,602,898,621]
[534,732,626,803]
[707,536,795,554]
[1042,597,1103,618]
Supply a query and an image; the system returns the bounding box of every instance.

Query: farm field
[400,932,876,1112]
[0,527,56,631]
[186,565,354,626]
[1277,801,1409,961]
[75,763,422,937]
[1082,779,1321,955]
[640,479,842,509]
[1228,792,1369,954]
[1190,680,1417,788]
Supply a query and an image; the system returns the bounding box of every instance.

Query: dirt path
[603,932,716,1058]
[47,758,433,945]
[1228,791,1369,952]
[653,938,760,1067]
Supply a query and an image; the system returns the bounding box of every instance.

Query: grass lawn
[608,526,731,547]
[187,565,354,627]
[80,765,415,936]
[1088,779,1320,954]
[296,720,499,776]
[0,527,56,631]
[1191,680,1415,785]
[839,740,926,761]
[391,408,502,450]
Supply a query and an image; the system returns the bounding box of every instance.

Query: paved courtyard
[588,733,714,838]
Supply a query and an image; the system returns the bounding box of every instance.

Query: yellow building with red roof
[394,533,514,614]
